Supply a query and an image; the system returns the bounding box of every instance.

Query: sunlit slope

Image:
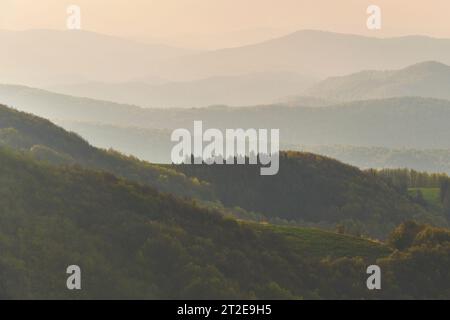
[176,152,442,238]
[0,147,388,299]
[0,104,213,199]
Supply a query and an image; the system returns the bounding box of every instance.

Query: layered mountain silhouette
[55,121,450,175]
[151,30,450,80]
[3,84,450,151]
[6,29,450,92]
[47,71,316,108]
[1,103,444,238]
[307,61,450,101]
[2,22,450,300]
[0,29,191,86]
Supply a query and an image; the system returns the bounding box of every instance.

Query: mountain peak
[307,60,450,101]
[403,60,450,72]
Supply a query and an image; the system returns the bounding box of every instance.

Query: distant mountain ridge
[47,71,316,108]
[56,121,450,175]
[307,61,450,101]
[4,85,450,151]
[0,29,193,86]
[0,103,444,238]
[6,29,450,88]
[152,30,450,81]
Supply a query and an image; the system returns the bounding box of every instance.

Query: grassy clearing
[408,187,441,206]
[247,222,391,260]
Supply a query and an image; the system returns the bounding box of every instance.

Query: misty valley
[0,1,449,303]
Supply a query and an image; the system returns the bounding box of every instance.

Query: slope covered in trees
[4,85,450,150]
[0,147,386,299]
[175,152,448,238]
[0,147,449,299]
[0,104,446,238]
[290,145,450,175]
[0,104,212,200]
[369,168,450,221]
[56,123,450,176]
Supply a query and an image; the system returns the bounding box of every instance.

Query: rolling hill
[0,103,448,298]
[8,29,450,88]
[5,83,450,150]
[0,29,191,87]
[1,103,445,238]
[288,145,450,175]
[0,104,213,200]
[54,122,450,176]
[0,147,448,299]
[151,30,450,81]
[47,71,316,108]
[4,84,450,152]
[307,61,450,101]
[175,152,447,238]
[0,146,385,299]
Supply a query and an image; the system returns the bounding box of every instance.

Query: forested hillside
[0,104,212,200]
[1,104,447,239]
[2,4,450,301]
[307,61,450,101]
[4,85,450,149]
[290,145,450,175]
[2,104,446,239]
[56,123,450,176]
[369,168,450,222]
[0,147,449,299]
[176,152,448,238]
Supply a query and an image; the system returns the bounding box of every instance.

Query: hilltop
[0,144,449,299]
[1,103,445,238]
[0,146,385,299]
[175,151,447,238]
[307,61,450,101]
[0,104,213,200]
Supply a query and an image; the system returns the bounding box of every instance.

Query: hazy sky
[1,0,449,45]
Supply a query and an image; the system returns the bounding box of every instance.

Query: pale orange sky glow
[1,0,449,45]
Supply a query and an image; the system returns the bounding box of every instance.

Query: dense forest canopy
[175,152,448,238]
[0,147,449,299]
[0,104,213,200]
[0,103,448,299]
[2,104,447,239]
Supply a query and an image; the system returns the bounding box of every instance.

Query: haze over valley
[1,0,450,300]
